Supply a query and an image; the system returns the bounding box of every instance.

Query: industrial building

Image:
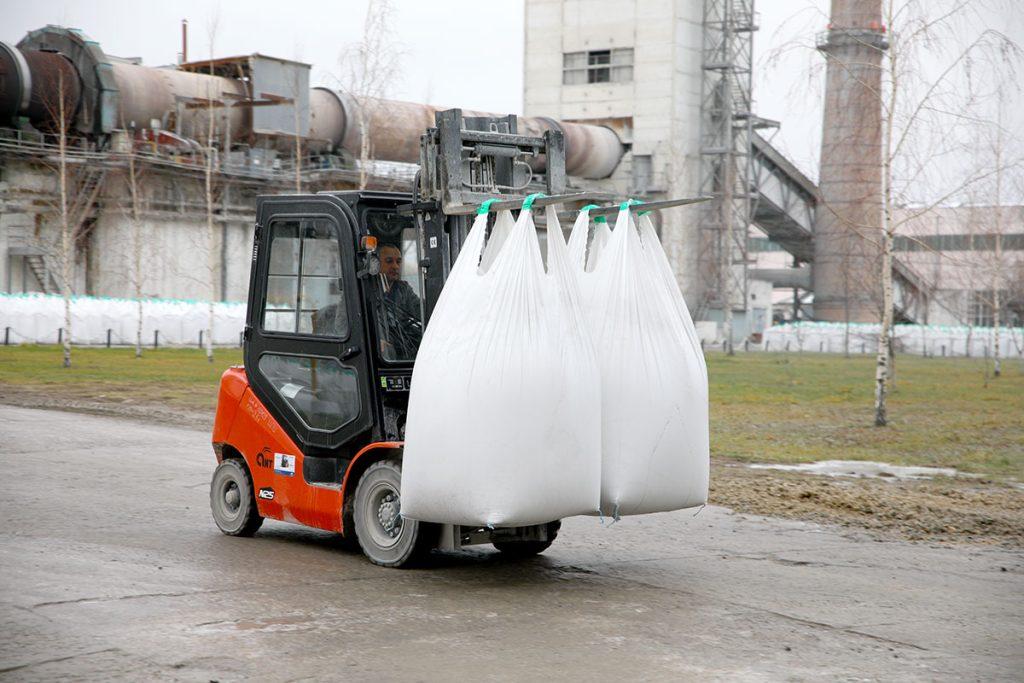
[1,2,1021,338]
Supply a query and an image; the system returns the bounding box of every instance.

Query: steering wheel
[380,300,423,360]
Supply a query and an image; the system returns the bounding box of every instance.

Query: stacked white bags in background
[401,199,602,526]
[401,198,708,526]
[0,293,246,346]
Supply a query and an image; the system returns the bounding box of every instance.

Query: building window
[967,290,1020,327]
[893,232,1024,252]
[563,48,633,85]
[748,236,785,252]
[969,291,993,327]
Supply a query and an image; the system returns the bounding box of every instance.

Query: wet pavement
[1,405,1022,681]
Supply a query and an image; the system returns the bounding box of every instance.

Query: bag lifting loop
[521,192,546,212]
[476,198,499,215]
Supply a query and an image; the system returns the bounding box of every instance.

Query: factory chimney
[180,19,188,64]
[813,0,889,322]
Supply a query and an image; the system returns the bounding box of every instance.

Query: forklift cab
[244,191,431,455]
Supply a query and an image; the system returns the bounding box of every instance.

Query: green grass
[1,346,1021,478]
[707,353,1023,478]
[0,345,242,412]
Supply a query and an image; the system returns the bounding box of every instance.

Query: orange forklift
[209,110,700,566]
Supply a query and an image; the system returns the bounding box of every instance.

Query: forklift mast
[412,108,567,321]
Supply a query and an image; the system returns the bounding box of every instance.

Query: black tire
[493,521,561,558]
[210,458,264,537]
[353,460,437,568]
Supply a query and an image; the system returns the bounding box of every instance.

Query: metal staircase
[24,253,60,293]
[6,226,61,293]
[68,167,106,245]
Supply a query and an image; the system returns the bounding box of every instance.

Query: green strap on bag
[476,198,499,215]
[522,192,546,212]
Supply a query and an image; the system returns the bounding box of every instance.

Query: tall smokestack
[813,0,889,322]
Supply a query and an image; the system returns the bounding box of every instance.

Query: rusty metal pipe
[2,32,625,178]
[0,43,81,130]
[308,89,624,179]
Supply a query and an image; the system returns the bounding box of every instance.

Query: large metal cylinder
[110,62,249,138]
[1,25,626,179]
[307,89,623,179]
[23,50,81,128]
[0,44,81,131]
[813,0,889,322]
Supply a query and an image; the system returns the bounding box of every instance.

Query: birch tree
[871,0,1019,425]
[39,69,104,368]
[204,14,221,363]
[291,44,305,193]
[125,136,147,357]
[56,70,73,368]
[338,0,403,190]
[974,90,1022,376]
[990,91,1005,377]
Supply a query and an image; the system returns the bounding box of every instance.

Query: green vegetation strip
[1,346,1021,478]
[0,346,242,412]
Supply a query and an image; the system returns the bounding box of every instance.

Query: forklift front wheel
[353,460,436,568]
[210,459,264,537]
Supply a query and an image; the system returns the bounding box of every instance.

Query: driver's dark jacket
[385,279,421,322]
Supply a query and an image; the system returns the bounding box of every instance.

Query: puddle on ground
[746,460,976,481]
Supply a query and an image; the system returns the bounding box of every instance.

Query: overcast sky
[4,1,1021,195]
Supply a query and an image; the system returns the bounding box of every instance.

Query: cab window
[365,211,423,362]
[262,218,347,338]
[258,354,359,431]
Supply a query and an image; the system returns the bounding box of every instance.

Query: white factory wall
[1,162,255,303]
[88,213,253,303]
[0,163,87,296]
[524,0,706,306]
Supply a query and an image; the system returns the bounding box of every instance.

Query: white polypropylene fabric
[568,206,709,517]
[401,206,602,526]
[0,293,245,346]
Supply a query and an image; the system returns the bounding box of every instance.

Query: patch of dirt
[711,460,1024,548]
[0,385,212,430]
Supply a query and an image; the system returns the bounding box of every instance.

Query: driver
[380,243,421,324]
[378,243,422,359]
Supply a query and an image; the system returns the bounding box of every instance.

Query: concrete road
[1,405,1021,681]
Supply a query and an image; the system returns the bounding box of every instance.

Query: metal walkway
[748,132,930,322]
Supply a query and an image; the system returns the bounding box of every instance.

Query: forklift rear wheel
[353,460,436,568]
[210,459,264,537]
[493,521,561,558]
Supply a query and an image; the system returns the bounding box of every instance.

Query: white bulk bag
[568,205,709,518]
[401,203,602,527]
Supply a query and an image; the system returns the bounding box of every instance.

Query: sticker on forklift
[257,487,275,500]
[382,376,411,392]
[274,453,296,477]
[280,383,303,399]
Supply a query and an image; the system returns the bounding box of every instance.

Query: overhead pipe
[307,88,624,179]
[1,27,626,179]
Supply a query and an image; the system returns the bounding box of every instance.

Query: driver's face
[380,245,402,283]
